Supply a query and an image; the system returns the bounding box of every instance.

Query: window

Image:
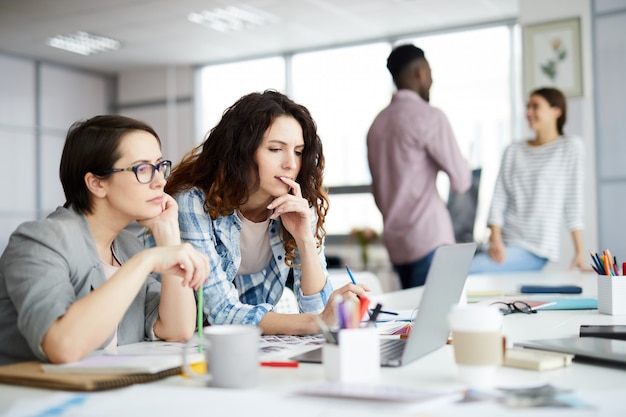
[197,23,521,242]
[197,57,286,137]
[398,25,519,241]
[291,43,392,186]
[291,43,392,236]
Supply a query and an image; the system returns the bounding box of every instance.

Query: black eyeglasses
[490,301,537,316]
[99,160,172,184]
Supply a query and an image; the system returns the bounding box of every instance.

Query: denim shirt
[160,188,333,326]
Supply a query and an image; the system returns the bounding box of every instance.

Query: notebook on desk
[291,242,477,367]
[515,337,626,366]
[0,361,182,391]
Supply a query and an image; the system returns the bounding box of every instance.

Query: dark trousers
[394,249,436,289]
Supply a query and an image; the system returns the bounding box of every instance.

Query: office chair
[447,168,481,244]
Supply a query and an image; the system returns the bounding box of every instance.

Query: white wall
[0,1,608,279]
[519,0,598,269]
[116,66,196,165]
[593,0,626,260]
[0,53,111,252]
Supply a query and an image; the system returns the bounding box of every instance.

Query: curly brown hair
[166,90,329,266]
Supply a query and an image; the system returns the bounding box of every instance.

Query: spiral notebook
[0,361,182,391]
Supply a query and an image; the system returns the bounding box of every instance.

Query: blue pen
[590,251,603,273]
[345,264,357,285]
[345,264,370,319]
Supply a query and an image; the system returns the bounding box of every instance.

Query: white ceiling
[0,0,518,74]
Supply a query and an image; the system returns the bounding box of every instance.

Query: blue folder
[535,297,597,310]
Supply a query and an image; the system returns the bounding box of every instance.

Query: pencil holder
[597,275,626,315]
[322,327,380,383]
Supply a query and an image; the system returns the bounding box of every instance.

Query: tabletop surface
[2,270,626,416]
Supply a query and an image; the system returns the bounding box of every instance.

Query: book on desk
[0,361,183,391]
[0,342,204,391]
[40,354,193,375]
[475,296,597,311]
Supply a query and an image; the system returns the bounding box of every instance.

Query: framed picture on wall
[523,17,583,97]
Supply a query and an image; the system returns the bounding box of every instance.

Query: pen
[367,303,383,326]
[594,252,604,273]
[260,361,299,368]
[370,309,399,316]
[590,251,603,272]
[197,287,203,353]
[603,250,610,276]
[345,264,370,321]
[345,264,357,285]
[605,250,614,276]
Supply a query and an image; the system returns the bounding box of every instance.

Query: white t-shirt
[100,261,119,350]
[236,210,272,274]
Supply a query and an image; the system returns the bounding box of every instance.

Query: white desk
[2,270,626,416]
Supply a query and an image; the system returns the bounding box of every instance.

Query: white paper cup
[448,304,503,388]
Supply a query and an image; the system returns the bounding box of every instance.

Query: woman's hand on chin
[137,194,181,245]
[267,177,312,241]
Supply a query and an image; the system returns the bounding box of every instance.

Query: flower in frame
[541,37,567,81]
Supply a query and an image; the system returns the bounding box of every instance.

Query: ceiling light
[46,31,121,56]
[188,5,279,32]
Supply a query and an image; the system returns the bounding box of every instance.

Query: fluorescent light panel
[47,31,121,56]
[188,5,279,32]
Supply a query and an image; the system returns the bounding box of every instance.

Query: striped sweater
[488,136,584,261]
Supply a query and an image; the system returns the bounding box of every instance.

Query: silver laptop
[290,242,477,367]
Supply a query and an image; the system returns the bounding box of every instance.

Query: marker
[260,361,299,368]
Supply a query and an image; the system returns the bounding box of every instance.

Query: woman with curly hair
[161,90,367,335]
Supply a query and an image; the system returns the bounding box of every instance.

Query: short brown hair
[60,115,160,214]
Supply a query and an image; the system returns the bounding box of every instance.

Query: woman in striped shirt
[470,87,588,273]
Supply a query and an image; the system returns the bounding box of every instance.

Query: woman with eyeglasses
[0,115,209,365]
[158,90,368,335]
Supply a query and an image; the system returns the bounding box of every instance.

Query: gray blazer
[0,207,161,365]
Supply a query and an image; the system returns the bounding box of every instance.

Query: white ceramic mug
[183,325,261,389]
[448,304,503,388]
